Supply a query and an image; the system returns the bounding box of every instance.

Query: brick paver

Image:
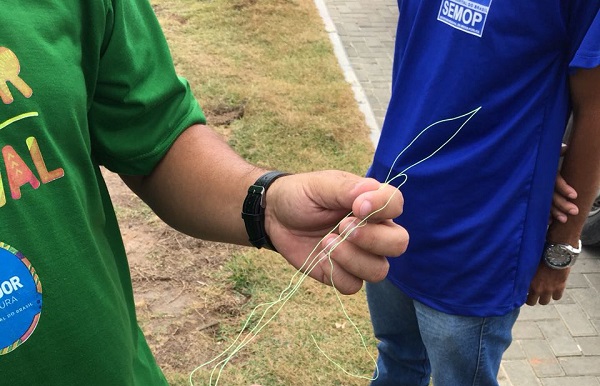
[317,0,600,383]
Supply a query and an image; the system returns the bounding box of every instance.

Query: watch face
[545,245,573,268]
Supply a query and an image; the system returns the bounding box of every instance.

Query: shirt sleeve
[88,0,206,175]
[570,8,600,71]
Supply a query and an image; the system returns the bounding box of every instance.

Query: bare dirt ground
[102,169,245,381]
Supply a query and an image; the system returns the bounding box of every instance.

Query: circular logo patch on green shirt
[0,243,42,355]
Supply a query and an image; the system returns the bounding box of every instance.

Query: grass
[226,253,266,297]
[144,1,379,385]
[154,0,374,173]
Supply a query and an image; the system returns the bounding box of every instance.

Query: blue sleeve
[570,9,600,70]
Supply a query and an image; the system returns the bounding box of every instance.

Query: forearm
[121,124,265,245]
[547,66,600,245]
[117,124,410,293]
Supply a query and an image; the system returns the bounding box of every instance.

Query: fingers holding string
[311,226,405,295]
[351,181,405,223]
[338,216,409,258]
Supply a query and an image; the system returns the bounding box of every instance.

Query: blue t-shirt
[367,0,600,316]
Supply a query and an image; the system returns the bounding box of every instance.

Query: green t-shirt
[0,0,205,384]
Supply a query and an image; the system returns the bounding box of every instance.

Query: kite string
[189,106,482,386]
[309,106,481,377]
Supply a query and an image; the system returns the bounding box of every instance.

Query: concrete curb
[313,0,381,147]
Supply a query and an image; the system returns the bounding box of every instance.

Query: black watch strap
[241,171,289,251]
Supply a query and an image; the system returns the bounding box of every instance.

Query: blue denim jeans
[366,279,519,386]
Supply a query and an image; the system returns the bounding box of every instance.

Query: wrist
[546,223,583,249]
[546,236,581,249]
[241,171,290,251]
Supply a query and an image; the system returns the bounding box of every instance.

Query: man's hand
[551,173,579,224]
[526,263,570,306]
[265,170,408,295]
[550,145,578,224]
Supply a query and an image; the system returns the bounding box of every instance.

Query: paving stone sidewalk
[317,1,600,384]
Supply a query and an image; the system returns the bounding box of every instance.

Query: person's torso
[368,0,600,316]
[0,2,170,384]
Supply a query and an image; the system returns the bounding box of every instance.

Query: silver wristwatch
[542,240,582,270]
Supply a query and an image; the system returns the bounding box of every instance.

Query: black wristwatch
[241,171,289,251]
[542,240,581,270]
